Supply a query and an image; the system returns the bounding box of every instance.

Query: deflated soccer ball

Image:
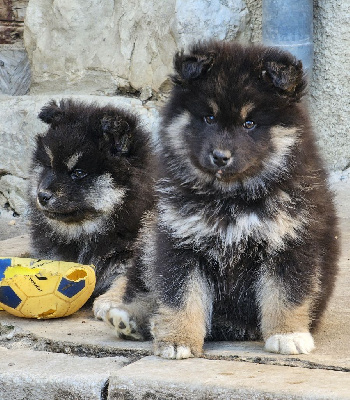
[0,257,95,319]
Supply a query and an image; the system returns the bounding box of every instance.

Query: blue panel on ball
[57,278,85,298]
[0,258,12,281]
[0,286,22,308]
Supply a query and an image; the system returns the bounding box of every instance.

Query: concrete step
[0,347,127,400]
[110,356,350,400]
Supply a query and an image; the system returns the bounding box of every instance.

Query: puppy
[94,41,339,358]
[28,99,155,298]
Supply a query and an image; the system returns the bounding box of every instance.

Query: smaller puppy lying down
[93,41,339,358]
[28,99,155,298]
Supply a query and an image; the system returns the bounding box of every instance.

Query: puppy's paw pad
[154,343,194,359]
[265,332,315,355]
[107,308,143,340]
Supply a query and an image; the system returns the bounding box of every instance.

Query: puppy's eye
[243,120,256,130]
[71,169,87,180]
[204,115,216,125]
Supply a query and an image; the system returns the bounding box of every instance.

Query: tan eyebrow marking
[208,100,219,115]
[65,152,83,171]
[240,103,255,120]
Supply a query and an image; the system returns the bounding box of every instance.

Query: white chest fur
[158,194,308,253]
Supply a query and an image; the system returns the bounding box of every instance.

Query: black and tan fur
[28,99,155,298]
[94,41,339,357]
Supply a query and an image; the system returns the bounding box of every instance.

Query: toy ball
[0,257,95,319]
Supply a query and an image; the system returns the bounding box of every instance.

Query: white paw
[154,343,194,360]
[107,308,143,340]
[265,332,315,355]
[93,298,114,321]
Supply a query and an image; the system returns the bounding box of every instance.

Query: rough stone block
[0,174,28,214]
[23,0,249,95]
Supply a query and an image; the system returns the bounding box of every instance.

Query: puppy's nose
[37,191,53,206]
[211,149,232,168]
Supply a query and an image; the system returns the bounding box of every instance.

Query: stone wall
[24,0,250,97]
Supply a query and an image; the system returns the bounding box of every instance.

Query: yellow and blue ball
[0,257,95,319]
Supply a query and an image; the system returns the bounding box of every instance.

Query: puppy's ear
[101,114,133,156]
[262,57,306,101]
[172,51,215,85]
[38,100,64,125]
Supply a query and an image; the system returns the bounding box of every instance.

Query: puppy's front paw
[154,342,194,360]
[93,298,114,321]
[107,308,143,340]
[265,332,315,355]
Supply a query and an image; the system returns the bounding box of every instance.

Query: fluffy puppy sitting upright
[94,41,339,358]
[28,99,154,297]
